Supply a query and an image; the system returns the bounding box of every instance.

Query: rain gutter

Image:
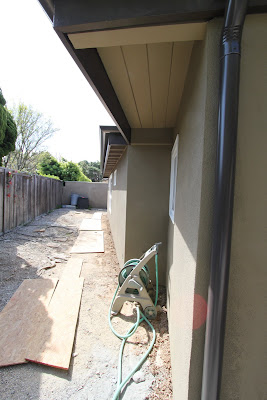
[201,0,248,399]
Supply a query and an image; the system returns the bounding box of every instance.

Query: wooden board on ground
[79,218,102,231]
[25,277,84,370]
[61,257,83,279]
[70,231,104,253]
[0,279,58,367]
[92,211,102,220]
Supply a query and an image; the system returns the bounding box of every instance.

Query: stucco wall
[166,19,220,400]
[107,150,129,267]
[220,14,267,400]
[125,144,171,285]
[62,181,108,209]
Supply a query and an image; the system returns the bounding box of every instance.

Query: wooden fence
[0,168,63,234]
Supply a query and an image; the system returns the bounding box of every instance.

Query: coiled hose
[108,254,159,400]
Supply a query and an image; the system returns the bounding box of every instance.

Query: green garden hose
[108,254,159,400]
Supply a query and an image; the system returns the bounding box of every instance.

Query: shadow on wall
[62,181,108,209]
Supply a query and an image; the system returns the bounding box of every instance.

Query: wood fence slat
[0,170,63,232]
[0,169,4,234]
[4,170,10,232]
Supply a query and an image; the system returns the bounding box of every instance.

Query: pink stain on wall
[193,294,207,330]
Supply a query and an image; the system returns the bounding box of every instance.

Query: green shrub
[0,105,7,145]
[0,112,17,160]
[78,171,91,182]
[0,89,6,106]
[39,173,60,180]
[38,152,62,178]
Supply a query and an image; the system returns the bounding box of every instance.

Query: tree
[0,89,17,165]
[61,161,90,182]
[38,152,62,178]
[5,102,58,172]
[78,160,102,182]
[38,154,91,182]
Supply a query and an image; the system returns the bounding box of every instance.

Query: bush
[39,173,60,180]
[61,161,91,182]
[38,153,62,178]
[78,171,90,182]
[38,155,92,182]
[0,89,18,165]
[0,112,17,160]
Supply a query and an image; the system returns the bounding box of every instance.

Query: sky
[0,0,114,163]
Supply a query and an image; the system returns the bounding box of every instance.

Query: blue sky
[0,0,114,162]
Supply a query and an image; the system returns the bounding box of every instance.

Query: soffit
[68,23,204,129]
[97,41,194,128]
[68,22,206,48]
[100,129,127,178]
[103,145,127,178]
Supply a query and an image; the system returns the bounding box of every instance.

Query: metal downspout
[201,1,248,399]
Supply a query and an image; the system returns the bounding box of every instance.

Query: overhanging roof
[38,0,267,139]
[100,126,127,178]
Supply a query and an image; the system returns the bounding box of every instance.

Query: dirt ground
[0,208,172,399]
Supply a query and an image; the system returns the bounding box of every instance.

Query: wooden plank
[34,175,37,219]
[17,175,23,226]
[79,218,102,231]
[147,42,173,128]
[0,170,4,233]
[122,44,153,128]
[61,257,83,279]
[98,46,141,128]
[13,173,17,228]
[71,231,104,253]
[4,170,10,232]
[25,277,84,370]
[0,279,58,367]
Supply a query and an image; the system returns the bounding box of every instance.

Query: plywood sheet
[61,257,83,279]
[0,279,58,367]
[79,218,102,231]
[92,211,102,220]
[25,277,84,370]
[71,231,104,253]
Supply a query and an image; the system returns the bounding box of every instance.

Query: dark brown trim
[37,0,54,21]
[53,0,267,33]
[99,128,127,177]
[55,31,131,144]
[103,144,126,177]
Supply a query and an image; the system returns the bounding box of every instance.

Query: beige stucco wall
[125,144,171,285]
[107,150,129,267]
[220,14,267,400]
[166,19,220,400]
[62,181,108,209]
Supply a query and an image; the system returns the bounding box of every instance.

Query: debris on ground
[0,208,172,399]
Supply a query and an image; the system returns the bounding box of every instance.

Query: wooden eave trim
[38,0,54,21]
[103,143,127,177]
[52,0,267,34]
[55,31,131,145]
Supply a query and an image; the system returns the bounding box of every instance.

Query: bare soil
[0,208,172,399]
